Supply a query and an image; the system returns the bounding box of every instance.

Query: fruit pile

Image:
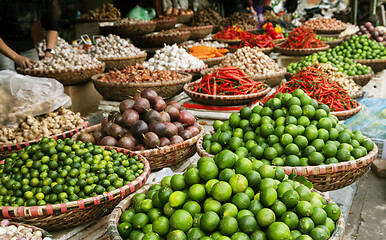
[118,156,342,240]
[287,51,372,76]
[76,90,200,150]
[0,138,146,206]
[203,89,374,166]
[357,22,386,43]
[332,35,386,60]
[262,22,285,40]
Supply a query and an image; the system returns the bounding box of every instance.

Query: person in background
[222,0,255,17]
[0,0,59,71]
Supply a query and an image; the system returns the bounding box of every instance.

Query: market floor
[344,170,386,240]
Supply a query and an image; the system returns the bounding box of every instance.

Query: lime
[229,113,241,128]
[200,211,220,233]
[240,107,252,119]
[252,105,263,114]
[312,207,328,225]
[171,174,186,191]
[167,230,187,240]
[318,118,332,131]
[250,114,262,128]
[263,147,277,160]
[256,208,276,228]
[277,182,294,198]
[322,144,337,158]
[309,152,325,165]
[184,168,201,186]
[260,188,277,207]
[170,209,193,232]
[187,227,205,240]
[323,203,341,221]
[219,216,238,236]
[239,215,258,234]
[259,165,275,179]
[169,191,186,208]
[272,157,284,166]
[189,184,206,202]
[218,132,232,146]
[251,145,264,158]
[304,126,318,142]
[148,208,162,223]
[235,147,249,159]
[183,201,201,216]
[204,199,222,214]
[218,168,235,182]
[296,201,314,217]
[289,105,303,118]
[315,109,328,120]
[302,105,316,119]
[266,135,280,147]
[231,232,249,240]
[323,217,336,233]
[290,230,302,240]
[296,235,312,240]
[362,139,374,152]
[310,198,323,209]
[216,150,237,169]
[295,185,311,201]
[234,158,253,174]
[250,230,267,240]
[210,143,223,155]
[199,161,218,181]
[267,222,291,240]
[121,209,135,223]
[132,213,149,229]
[285,155,300,166]
[294,136,309,150]
[336,148,350,162]
[309,227,328,240]
[212,181,232,202]
[316,225,330,238]
[285,143,300,156]
[118,222,133,239]
[281,211,299,230]
[220,203,238,218]
[271,200,287,218]
[232,192,251,209]
[274,167,285,181]
[213,120,224,131]
[280,190,299,208]
[205,179,219,195]
[153,216,170,235]
[298,217,315,234]
[260,124,274,137]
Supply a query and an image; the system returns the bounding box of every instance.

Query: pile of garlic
[219,47,280,75]
[30,38,102,71]
[0,219,51,240]
[87,34,145,58]
[183,40,228,49]
[143,44,206,71]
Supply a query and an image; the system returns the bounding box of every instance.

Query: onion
[173,121,184,133]
[148,121,166,137]
[124,132,139,145]
[143,132,160,148]
[77,132,96,144]
[159,111,171,122]
[179,130,192,140]
[144,109,161,124]
[101,121,113,135]
[164,122,178,138]
[131,120,148,137]
[107,123,124,139]
[117,136,135,150]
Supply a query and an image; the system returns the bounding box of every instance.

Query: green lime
[132,213,149,229]
[169,191,186,208]
[259,165,275,179]
[220,203,238,218]
[187,227,205,239]
[166,230,187,240]
[200,211,220,233]
[256,208,276,228]
[267,222,291,240]
[298,217,315,234]
[323,217,336,233]
[187,185,205,203]
[260,188,277,207]
[212,181,232,202]
[309,152,325,165]
[199,161,218,181]
[280,190,299,208]
[229,113,241,128]
[152,216,170,235]
[218,168,236,182]
[281,211,299,230]
[232,192,251,209]
[171,174,186,191]
[219,216,238,236]
[312,207,328,225]
[239,215,258,234]
[183,201,201,216]
[323,203,341,221]
[271,200,287,218]
[216,150,236,169]
[309,227,328,240]
[240,107,252,119]
[184,168,201,186]
[234,158,253,175]
[170,209,193,232]
[118,222,133,239]
[250,230,266,240]
[296,201,314,217]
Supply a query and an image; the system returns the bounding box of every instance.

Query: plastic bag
[127,5,156,20]
[0,70,71,126]
[345,98,386,139]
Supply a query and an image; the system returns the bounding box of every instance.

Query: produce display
[164,8,194,16]
[311,63,362,97]
[96,63,184,83]
[262,22,285,40]
[0,219,50,240]
[237,34,275,49]
[333,35,386,60]
[315,35,337,42]
[76,90,200,150]
[87,34,145,59]
[117,156,342,240]
[188,46,229,60]
[0,107,84,145]
[80,3,120,21]
[214,26,274,48]
[191,9,223,26]
[191,67,267,95]
[357,22,386,43]
[287,51,372,76]
[219,47,281,75]
[263,67,359,112]
[114,18,152,26]
[203,89,374,167]
[221,12,258,30]
[0,138,146,206]
[30,38,102,71]
[214,26,250,41]
[302,17,346,31]
[182,40,228,49]
[143,44,206,71]
[280,28,326,49]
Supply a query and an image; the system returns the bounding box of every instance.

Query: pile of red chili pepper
[261,67,358,111]
[280,27,326,49]
[192,66,266,96]
[215,26,274,48]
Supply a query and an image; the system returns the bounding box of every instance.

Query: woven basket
[98,53,147,71]
[91,72,192,101]
[323,38,343,48]
[314,27,346,34]
[351,58,386,73]
[0,121,90,159]
[107,184,345,240]
[177,14,193,24]
[76,18,121,23]
[179,25,213,40]
[155,17,177,31]
[133,31,190,48]
[178,65,208,80]
[274,44,330,56]
[272,38,287,45]
[250,68,287,87]
[347,71,375,86]
[184,81,271,106]
[100,21,157,37]
[8,221,55,239]
[229,45,273,54]
[197,133,377,192]
[72,124,206,171]
[0,147,151,231]
[349,87,364,99]
[330,102,362,120]
[212,37,242,45]
[16,64,105,86]
[202,55,226,67]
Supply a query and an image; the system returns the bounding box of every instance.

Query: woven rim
[330,102,362,120]
[135,30,190,40]
[273,38,287,44]
[347,71,375,86]
[16,62,105,76]
[176,14,194,23]
[8,221,55,239]
[250,67,287,81]
[183,80,271,101]
[107,185,345,240]
[155,16,177,24]
[72,123,205,158]
[202,55,226,66]
[274,44,330,55]
[113,20,157,27]
[314,27,347,34]
[177,65,208,73]
[212,37,242,44]
[351,58,386,65]
[76,17,121,23]
[0,120,90,153]
[0,147,150,219]
[197,132,377,176]
[179,25,214,32]
[97,53,147,61]
[349,87,363,99]
[91,71,192,89]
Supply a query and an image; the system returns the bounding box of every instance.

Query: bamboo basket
[351,58,386,73]
[98,53,147,71]
[100,21,157,37]
[274,44,330,56]
[330,102,363,120]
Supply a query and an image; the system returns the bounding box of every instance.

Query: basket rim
[183,80,271,100]
[314,27,347,34]
[91,71,192,87]
[76,17,121,23]
[274,44,330,53]
[178,25,214,31]
[0,120,90,152]
[111,20,157,27]
[16,62,105,75]
[0,147,151,219]
[135,30,191,40]
[8,221,55,239]
[97,53,147,61]
[154,16,177,23]
[177,64,208,73]
[346,71,375,80]
[72,124,206,158]
[212,37,242,44]
[202,55,226,64]
[351,58,386,64]
[229,45,274,52]
[197,132,378,176]
[330,101,362,117]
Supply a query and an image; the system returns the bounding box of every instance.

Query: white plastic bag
[0,70,71,126]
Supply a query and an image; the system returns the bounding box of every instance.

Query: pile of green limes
[118,155,341,240]
[203,89,374,167]
[0,137,145,207]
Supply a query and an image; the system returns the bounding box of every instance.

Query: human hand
[14,55,36,69]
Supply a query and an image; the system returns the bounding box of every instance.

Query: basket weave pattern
[352,58,386,73]
[347,71,375,86]
[92,72,192,101]
[330,102,362,120]
[100,21,157,37]
[202,56,226,67]
[155,17,177,31]
[274,44,330,56]
[98,53,147,71]
[179,25,213,40]
[133,31,190,47]
[197,133,378,192]
[0,147,150,230]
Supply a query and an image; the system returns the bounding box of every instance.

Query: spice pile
[192,67,266,95]
[262,67,358,111]
[215,27,274,48]
[97,63,183,83]
[87,34,144,59]
[143,44,206,71]
[191,9,223,26]
[80,3,120,20]
[188,46,229,59]
[280,27,326,49]
[221,12,258,30]
[219,47,280,75]
[0,107,84,145]
[302,17,346,31]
